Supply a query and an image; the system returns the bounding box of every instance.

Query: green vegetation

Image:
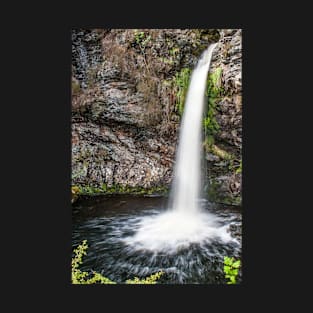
[126,272,164,284]
[223,257,241,284]
[134,30,145,44]
[205,143,241,177]
[72,240,115,284]
[71,183,168,198]
[173,67,223,146]
[73,241,239,284]
[134,30,151,48]
[71,186,80,203]
[72,240,164,284]
[173,68,191,116]
[204,67,223,147]
[235,160,242,174]
[209,145,239,173]
[133,30,152,75]
[210,144,233,160]
[169,47,180,57]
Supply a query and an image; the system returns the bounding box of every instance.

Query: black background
[3,2,310,310]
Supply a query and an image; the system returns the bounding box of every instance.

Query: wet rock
[229,223,242,240]
[72,122,174,188]
[207,174,241,206]
[207,29,242,205]
[206,153,220,162]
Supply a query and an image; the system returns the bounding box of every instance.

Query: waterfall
[123,43,237,253]
[170,43,217,214]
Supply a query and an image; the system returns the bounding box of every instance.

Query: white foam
[123,210,236,253]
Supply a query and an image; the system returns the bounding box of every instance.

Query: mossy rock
[199,29,220,42]
[72,183,169,197]
[207,178,241,206]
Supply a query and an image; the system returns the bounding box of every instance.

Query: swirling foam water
[72,198,241,284]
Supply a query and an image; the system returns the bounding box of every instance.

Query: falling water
[122,43,238,252]
[170,43,217,213]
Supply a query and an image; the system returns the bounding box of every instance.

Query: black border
[16,7,293,308]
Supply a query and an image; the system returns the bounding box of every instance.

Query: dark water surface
[72,195,242,284]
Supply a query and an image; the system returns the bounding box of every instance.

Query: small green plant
[203,103,220,137]
[134,30,151,48]
[203,67,223,146]
[134,30,145,44]
[133,30,152,75]
[173,68,191,116]
[126,271,164,284]
[71,186,80,203]
[169,47,180,58]
[207,67,223,97]
[223,256,241,284]
[72,240,113,284]
[235,160,242,174]
[72,240,164,284]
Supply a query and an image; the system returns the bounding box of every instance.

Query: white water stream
[171,43,217,214]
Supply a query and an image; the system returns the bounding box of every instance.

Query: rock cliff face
[206,29,242,204]
[71,29,241,204]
